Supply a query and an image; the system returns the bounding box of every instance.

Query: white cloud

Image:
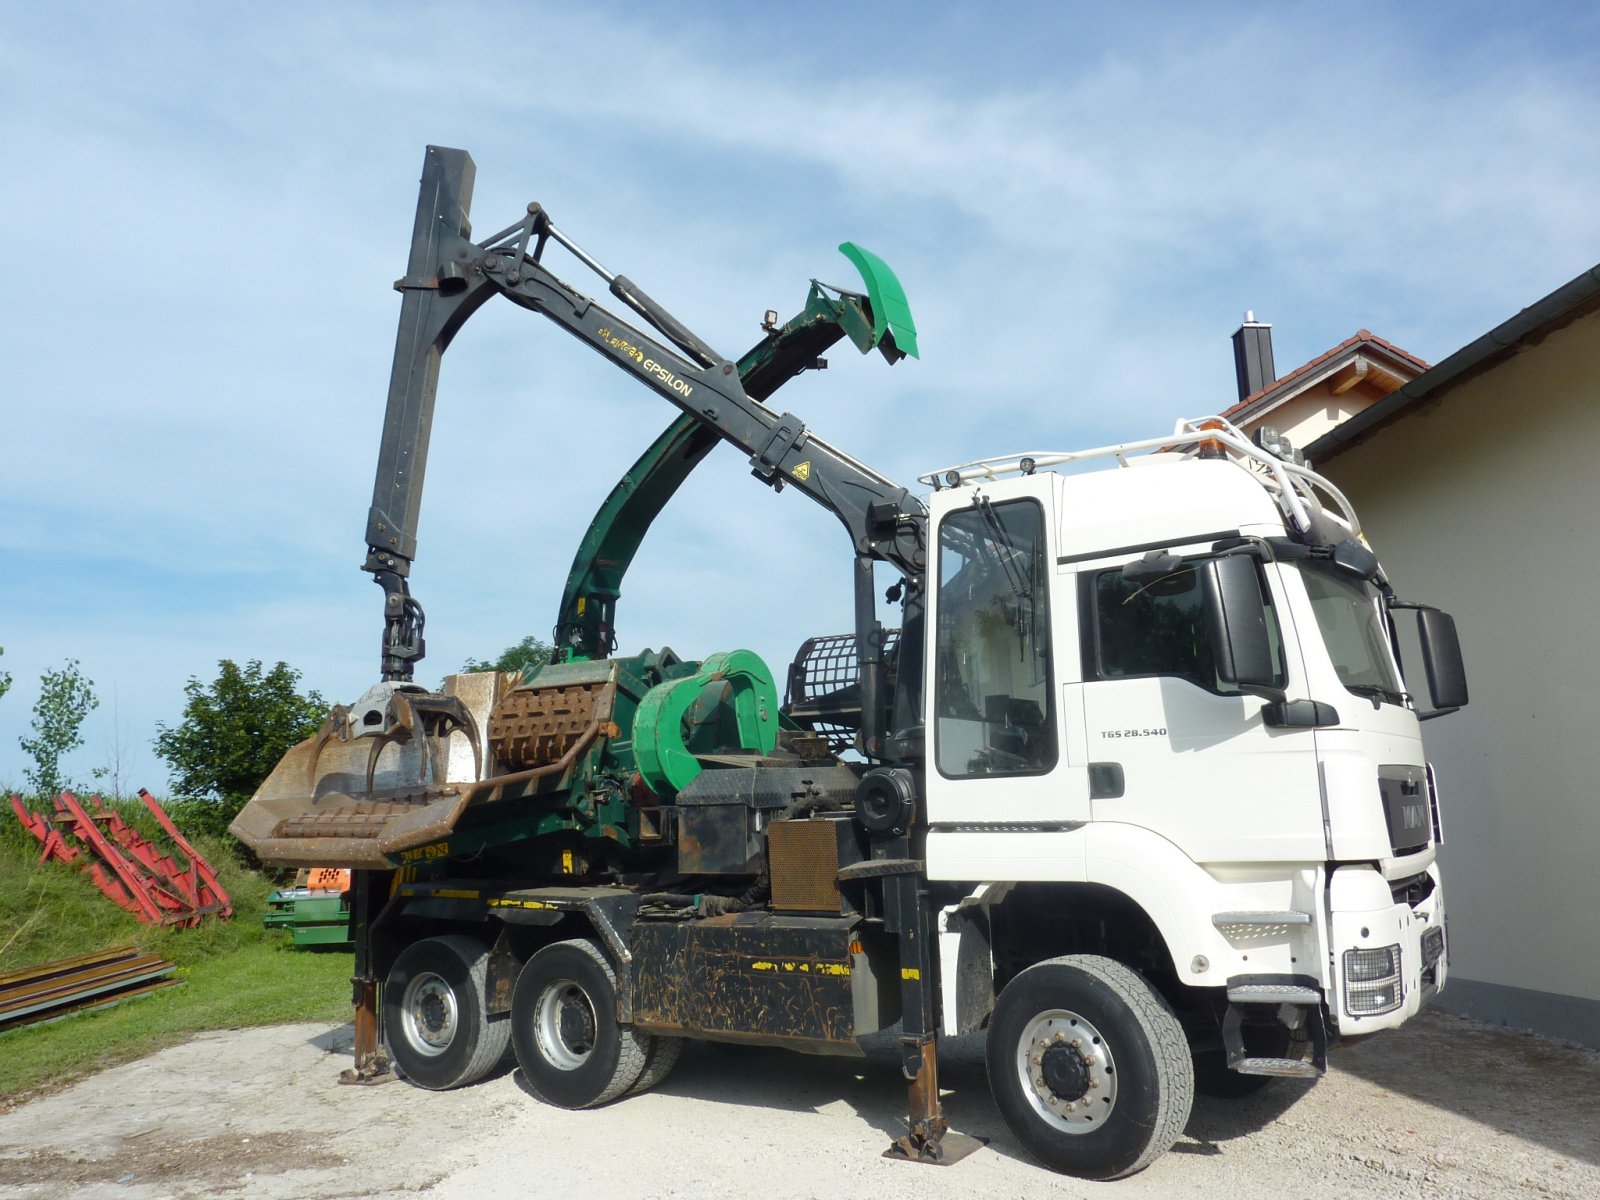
[2,0,1597,788]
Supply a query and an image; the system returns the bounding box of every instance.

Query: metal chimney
[1231,311,1276,401]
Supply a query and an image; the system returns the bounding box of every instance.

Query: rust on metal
[9,791,232,927]
[882,1037,988,1166]
[768,819,846,913]
[0,946,181,1033]
[232,674,612,868]
[487,680,614,769]
[339,976,393,1085]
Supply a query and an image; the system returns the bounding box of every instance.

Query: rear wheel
[511,938,651,1108]
[630,1035,684,1095]
[383,934,510,1090]
[986,955,1193,1180]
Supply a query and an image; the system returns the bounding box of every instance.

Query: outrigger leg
[881,867,985,1164]
[339,870,394,1085]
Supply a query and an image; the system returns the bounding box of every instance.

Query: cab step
[1234,1056,1322,1078]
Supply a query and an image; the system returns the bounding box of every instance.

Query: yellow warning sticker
[792,461,812,482]
[749,959,851,976]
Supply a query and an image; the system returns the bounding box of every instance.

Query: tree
[0,646,10,703]
[462,634,554,677]
[19,659,99,797]
[153,660,326,818]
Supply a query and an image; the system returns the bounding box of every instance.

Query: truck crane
[234,146,1469,1180]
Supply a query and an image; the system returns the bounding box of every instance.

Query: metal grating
[782,630,900,754]
[769,820,845,914]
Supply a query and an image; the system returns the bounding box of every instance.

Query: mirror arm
[1241,683,1288,704]
[1262,698,1342,729]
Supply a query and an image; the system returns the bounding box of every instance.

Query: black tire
[630,1035,684,1095]
[383,934,510,1090]
[511,938,651,1108]
[986,955,1194,1180]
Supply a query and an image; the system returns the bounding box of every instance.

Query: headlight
[1344,945,1403,1016]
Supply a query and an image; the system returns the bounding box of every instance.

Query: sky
[2,0,1597,793]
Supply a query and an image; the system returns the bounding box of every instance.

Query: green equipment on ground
[264,868,354,948]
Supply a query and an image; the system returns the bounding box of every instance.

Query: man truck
[233,146,1467,1180]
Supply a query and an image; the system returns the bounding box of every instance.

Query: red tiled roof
[1223,330,1431,419]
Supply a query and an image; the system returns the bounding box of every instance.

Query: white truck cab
[915,417,1463,1163]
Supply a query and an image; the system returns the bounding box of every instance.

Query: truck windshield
[1299,563,1406,704]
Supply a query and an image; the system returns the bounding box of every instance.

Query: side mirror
[1201,556,1279,692]
[1390,602,1468,717]
[1392,604,1468,717]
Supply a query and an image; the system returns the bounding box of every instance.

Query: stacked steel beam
[0,947,181,1033]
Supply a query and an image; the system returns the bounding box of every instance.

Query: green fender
[633,650,778,795]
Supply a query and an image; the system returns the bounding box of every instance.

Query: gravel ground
[0,1008,1595,1199]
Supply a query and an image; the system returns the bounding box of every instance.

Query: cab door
[922,486,1091,857]
[1074,555,1325,865]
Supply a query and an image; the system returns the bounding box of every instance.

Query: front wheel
[511,938,652,1108]
[986,955,1193,1180]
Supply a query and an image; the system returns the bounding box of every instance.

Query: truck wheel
[511,938,651,1108]
[384,934,510,1090]
[986,955,1193,1180]
[630,1035,684,1095]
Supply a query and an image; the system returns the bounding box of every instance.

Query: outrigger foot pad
[337,1059,396,1086]
[883,1128,987,1166]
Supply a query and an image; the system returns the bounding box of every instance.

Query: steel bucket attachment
[230,672,512,869]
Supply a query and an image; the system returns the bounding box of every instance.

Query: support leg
[880,865,985,1165]
[338,869,393,1085]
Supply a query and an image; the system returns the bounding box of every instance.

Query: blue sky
[2,1,1597,793]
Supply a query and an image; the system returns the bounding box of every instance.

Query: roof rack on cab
[918,416,1361,539]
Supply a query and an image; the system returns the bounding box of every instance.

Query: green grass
[1,795,354,1102]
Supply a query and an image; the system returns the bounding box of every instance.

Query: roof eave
[1307,264,1600,464]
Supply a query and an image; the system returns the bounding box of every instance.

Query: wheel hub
[559,994,596,1052]
[1016,1009,1119,1134]
[400,972,458,1057]
[1041,1043,1090,1102]
[536,980,598,1071]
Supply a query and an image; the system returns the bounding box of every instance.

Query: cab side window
[1083,558,1284,693]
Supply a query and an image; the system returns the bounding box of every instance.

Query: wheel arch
[946,874,1198,1036]
[374,895,620,1019]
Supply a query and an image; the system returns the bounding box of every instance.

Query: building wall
[1247,385,1370,451]
[1317,308,1600,1046]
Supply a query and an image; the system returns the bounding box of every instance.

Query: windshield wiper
[1344,682,1410,707]
[975,496,1030,603]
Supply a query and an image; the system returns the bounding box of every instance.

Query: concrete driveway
[0,1008,1595,1198]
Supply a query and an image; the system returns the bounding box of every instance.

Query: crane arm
[365,147,926,710]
